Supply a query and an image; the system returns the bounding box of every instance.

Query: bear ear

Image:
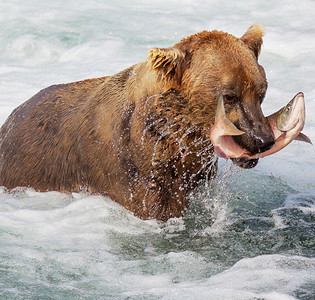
[147,47,186,83]
[241,24,264,59]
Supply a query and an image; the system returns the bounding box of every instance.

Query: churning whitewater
[0,0,314,299]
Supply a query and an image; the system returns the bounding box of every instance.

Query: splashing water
[0,0,315,299]
[1,168,314,299]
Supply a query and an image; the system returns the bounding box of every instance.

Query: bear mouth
[210,133,260,169]
[209,93,309,168]
[230,157,259,169]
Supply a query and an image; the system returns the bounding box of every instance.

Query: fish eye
[282,106,290,114]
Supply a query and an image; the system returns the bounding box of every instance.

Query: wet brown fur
[0,24,272,220]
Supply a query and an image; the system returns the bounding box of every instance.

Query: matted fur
[0,24,272,220]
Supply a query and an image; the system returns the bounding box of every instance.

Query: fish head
[277,92,305,132]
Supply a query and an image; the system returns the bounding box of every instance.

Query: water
[0,0,314,299]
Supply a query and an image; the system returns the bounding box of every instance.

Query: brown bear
[0,24,278,220]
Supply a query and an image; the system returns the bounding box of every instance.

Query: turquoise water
[0,1,314,299]
[0,169,314,299]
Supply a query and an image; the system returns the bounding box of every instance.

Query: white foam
[120,254,314,299]
[1,0,315,298]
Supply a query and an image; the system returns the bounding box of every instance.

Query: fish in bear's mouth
[209,92,312,169]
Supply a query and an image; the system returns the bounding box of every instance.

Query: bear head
[147,24,274,169]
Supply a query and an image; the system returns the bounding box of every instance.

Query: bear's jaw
[231,157,259,169]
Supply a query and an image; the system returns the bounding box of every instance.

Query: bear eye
[224,94,238,104]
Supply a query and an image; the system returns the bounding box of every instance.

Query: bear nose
[255,134,275,153]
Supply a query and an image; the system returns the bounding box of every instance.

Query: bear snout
[232,129,275,155]
[253,133,275,153]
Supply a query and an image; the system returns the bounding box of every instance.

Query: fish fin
[294,132,313,144]
[216,96,245,136]
[221,117,245,136]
